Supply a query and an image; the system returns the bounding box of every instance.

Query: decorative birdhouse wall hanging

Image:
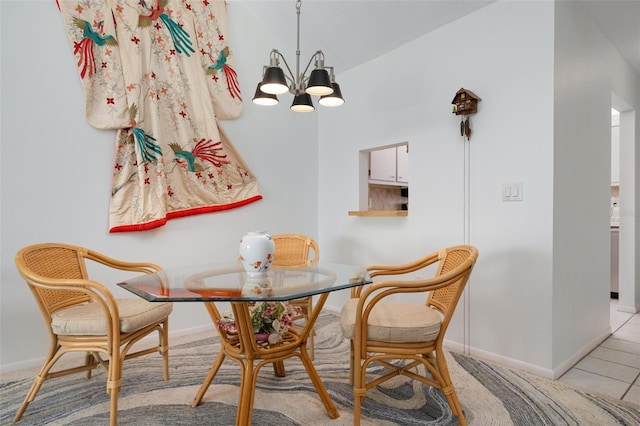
[452,88,481,140]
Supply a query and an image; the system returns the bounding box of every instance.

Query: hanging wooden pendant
[465,117,471,140]
[460,118,465,137]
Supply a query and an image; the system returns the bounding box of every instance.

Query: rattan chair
[271,234,319,359]
[340,245,478,426]
[13,243,173,426]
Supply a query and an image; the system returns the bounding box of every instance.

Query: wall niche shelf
[348,210,408,217]
[361,142,409,213]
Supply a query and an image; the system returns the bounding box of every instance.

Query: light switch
[511,183,522,200]
[502,183,523,201]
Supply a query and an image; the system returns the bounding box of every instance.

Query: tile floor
[559,299,640,405]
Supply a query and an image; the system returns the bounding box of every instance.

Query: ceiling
[580,0,640,74]
[236,0,640,75]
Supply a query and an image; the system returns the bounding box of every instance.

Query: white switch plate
[502,183,523,201]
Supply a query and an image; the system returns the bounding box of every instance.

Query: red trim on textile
[109,217,168,233]
[55,0,60,10]
[109,195,263,233]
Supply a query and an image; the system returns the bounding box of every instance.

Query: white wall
[0,1,319,370]
[552,0,639,373]
[318,0,556,374]
[318,0,639,377]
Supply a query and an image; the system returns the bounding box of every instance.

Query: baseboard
[444,340,556,379]
[550,326,612,379]
[331,303,589,380]
[0,356,46,375]
[332,304,561,379]
[444,323,612,380]
[323,304,341,314]
[617,302,640,314]
[0,307,617,381]
[0,323,215,375]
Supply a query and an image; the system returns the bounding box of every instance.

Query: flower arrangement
[216,301,300,345]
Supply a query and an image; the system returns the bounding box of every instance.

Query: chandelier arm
[300,50,325,83]
[271,49,297,87]
[325,66,335,82]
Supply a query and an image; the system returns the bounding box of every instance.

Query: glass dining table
[118,261,371,425]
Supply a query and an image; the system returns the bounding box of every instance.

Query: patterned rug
[2,312,639,425]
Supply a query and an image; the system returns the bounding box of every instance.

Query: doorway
[610,108,622,329]
[610,93,637,325]
[610,108,620,301]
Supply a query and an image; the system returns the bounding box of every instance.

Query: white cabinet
[369,147,396,182]
[396,144,408,183]
[369,145,408,185]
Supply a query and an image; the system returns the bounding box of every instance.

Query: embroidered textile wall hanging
[57,0,262,232]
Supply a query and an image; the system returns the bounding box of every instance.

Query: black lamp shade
[260,66,289,94]
[252,83,278,106]
[319,82,344,107]
[290,92,314,112]
[305,69,333,96]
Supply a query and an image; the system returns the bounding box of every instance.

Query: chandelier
[252,0,345,112]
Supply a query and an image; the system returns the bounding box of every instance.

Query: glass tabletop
[118,261,371,302]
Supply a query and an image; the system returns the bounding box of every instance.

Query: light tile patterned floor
[559,299,640,405]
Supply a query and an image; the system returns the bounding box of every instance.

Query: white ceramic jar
[239,231,275,277]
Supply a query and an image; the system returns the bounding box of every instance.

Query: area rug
[2,313,639,425]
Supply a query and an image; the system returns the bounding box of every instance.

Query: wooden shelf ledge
[348,210,408,217]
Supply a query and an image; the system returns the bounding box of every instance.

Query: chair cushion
[51,299,173,336]
[340,299,442,343]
